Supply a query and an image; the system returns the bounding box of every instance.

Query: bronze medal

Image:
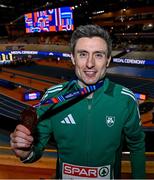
[20,106,37,133]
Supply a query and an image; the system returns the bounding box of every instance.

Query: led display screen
[24,6,74,33]
[134,92,147,100]
[23,91,42,101]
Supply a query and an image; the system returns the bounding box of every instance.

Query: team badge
[106,116,115,127]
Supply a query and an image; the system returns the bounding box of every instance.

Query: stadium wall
[0,44,70,53]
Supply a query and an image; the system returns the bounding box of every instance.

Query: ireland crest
[106,116,115,127]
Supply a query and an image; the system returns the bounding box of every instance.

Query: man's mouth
[84,71,96,77]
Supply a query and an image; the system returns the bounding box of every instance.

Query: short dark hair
[70,24,112,58]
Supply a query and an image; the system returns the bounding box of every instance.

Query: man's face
[71,37,111,86]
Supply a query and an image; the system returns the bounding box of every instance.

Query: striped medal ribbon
[34,80,104,108]
[21,80,104,132]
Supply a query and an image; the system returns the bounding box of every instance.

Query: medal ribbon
[33,80,104,108]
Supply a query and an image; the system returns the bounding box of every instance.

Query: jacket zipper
[86,98,93,165]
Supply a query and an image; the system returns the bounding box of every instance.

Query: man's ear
[106,56,111,67]
[71,54,75,65]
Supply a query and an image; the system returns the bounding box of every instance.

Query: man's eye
[79,52,87,58]
[95,53,105,58]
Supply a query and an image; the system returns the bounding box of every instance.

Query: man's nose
[86,54,95,68]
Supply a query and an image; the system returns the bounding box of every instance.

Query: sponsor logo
[61,114,76,124]
[106,116,115,127]
[99,167,109,177]
[121,88,136,101]
[62,163,110,179]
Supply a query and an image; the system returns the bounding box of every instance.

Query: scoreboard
[24,6,74,33]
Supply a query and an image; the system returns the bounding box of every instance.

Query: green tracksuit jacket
[25,78,145,179]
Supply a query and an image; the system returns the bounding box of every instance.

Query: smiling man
[10,25,145,179]
[71,36,111,86]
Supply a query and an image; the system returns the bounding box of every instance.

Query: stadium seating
[0,94,29,120]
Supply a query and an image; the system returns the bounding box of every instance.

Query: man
[10,24,145,179]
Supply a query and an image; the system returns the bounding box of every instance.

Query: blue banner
[112,58,154,66]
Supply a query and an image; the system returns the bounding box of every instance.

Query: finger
[16,131,33,142]
[16,124,31,135]
[11,130,33,142]
[13,149,31,158]
[10,139,32,149]
[13,136,32,145]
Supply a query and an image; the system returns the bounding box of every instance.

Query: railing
[0,146,154,179]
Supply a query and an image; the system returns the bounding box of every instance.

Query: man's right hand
[10,124,34,159]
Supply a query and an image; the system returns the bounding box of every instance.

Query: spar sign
[62,163,111,179]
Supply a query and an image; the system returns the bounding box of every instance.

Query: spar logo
[63,163,110,178]
[99,167,109,177]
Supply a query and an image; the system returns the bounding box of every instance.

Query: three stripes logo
[61,114,76,124]
[41,84,63,101]
[121,87,141,122]
[121,87,136,101]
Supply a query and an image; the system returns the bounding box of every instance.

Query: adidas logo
[61,114,76,124]
[121,87,136,101]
